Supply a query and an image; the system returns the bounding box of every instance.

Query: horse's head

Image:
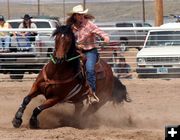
[52,25,76,63]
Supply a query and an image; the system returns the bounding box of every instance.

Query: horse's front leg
[12,95,31,128]
[12,83,40,128]
[29,98,59,129]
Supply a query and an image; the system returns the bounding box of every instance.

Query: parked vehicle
[136,23,180,78]
[110,21,152,51]
[0,18,60,79]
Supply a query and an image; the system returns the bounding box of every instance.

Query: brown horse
[12,25,130,129]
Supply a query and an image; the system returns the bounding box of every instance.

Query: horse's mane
[52,25,80,73]
[52,25,76,54]
[52,25,72,37]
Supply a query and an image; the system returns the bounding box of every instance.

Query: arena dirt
[1,77,180,140]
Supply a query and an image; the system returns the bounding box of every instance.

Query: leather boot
[89,92,99,104]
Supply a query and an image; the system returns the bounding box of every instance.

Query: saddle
[79,53,106,80]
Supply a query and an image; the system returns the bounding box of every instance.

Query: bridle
[50,54,81,64]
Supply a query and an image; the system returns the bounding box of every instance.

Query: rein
[50,54,81,64]
[66,55,81,62]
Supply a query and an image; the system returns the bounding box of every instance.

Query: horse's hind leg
[29,98,59,129]
[12,83,40,128]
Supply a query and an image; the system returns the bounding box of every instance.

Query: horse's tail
[112,76,132,104]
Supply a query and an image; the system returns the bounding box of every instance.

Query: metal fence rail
[0,26,180,80]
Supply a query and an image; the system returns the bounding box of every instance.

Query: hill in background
[0,0,179,25]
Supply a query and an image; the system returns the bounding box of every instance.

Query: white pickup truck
[0,18,60,79]
[136,23,180,78]
[110,21,152,51]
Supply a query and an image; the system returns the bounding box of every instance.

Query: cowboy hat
[22,14,33,20]
[67,5,88,16]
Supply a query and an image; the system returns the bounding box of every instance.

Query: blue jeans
[16,33,31,48]
[0,36,11,50]
[84,48,98,92]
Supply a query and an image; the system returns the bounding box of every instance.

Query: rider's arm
[90,22,110,43]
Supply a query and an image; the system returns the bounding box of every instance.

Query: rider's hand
[104,36,110,44]
[77,44,85,50]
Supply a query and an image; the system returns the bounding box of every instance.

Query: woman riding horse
[66,5,110,103]
[12,25,130,129]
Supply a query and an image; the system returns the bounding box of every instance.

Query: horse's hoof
[12,117,22,128]
[29,118,39,129]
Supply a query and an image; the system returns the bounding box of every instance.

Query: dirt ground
[0,76,180,140]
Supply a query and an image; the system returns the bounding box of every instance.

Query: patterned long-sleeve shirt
[73,19,109,50]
